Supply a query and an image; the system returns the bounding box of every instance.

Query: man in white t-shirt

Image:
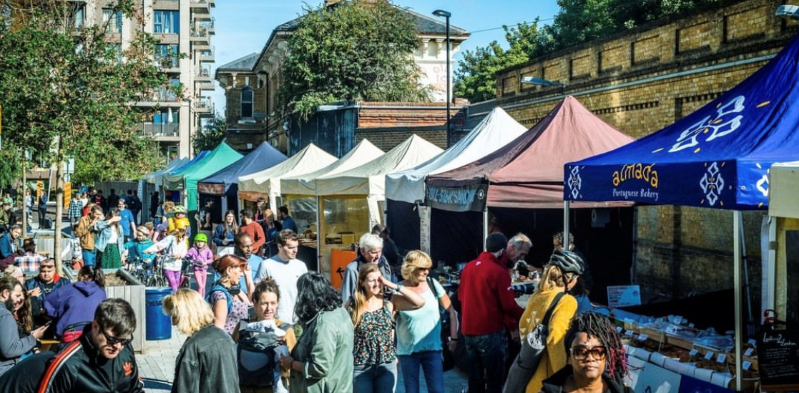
[254,229,307,324]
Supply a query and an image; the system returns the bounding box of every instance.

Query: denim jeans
[464,331,507,393]
[353,361,397,393]
[82,250,96,267]
[397,351,444,393]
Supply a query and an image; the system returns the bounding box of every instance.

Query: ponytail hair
[79,265,106,288]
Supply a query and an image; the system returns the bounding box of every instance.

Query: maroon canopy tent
[426,96,635,210]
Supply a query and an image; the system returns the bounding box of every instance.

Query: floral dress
[211,290,249,335]
[353,301,396,366]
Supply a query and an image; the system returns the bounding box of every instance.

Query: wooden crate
[104,269,145,353]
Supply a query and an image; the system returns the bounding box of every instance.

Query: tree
[279,0,430,120]
[454,21,550,103]
[193,114,227,152]
[0,0,172,271]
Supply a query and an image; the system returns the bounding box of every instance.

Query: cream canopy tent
[316,134,443,227]
[238,143,337,209]
[385,107,527,204]
[281,139,385,196]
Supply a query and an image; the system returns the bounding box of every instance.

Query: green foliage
[279,0,430,120]
[547,0,617,52]
[0,0,171,182]
[193,114,227,153]
[0,150,22,189]
[454,21,549,103]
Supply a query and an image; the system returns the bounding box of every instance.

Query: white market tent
[769,161,799,219]
[316,134,443,218]
[238,143,337,209]
[767,160,799,332]
[281,139,385,196]
[385,107,527,204]
[313,135,442,272]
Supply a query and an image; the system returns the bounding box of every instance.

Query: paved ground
[137,326,468,392]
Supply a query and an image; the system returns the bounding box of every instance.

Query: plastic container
[145,287,173,340]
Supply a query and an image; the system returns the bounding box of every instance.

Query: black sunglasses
[99,327,133,346]
[571,346,607,360]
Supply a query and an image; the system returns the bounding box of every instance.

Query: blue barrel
[145,287,172,340]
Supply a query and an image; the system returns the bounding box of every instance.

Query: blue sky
[209,0,561,112]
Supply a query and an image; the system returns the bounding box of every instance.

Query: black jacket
[541,365,634,393]
[37,330,144,393]
[171,325,238,393]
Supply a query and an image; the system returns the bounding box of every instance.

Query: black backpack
[237,322,292,387]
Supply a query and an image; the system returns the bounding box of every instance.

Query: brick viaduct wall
[494,0,797,300]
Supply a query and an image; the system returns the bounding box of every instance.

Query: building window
[154,10,179,34]
[155,44,179,68]
[103,9,122,33]
[68,3,86,31]
[241,87,253,118]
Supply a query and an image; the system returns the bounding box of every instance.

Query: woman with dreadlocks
[541,311,632,393]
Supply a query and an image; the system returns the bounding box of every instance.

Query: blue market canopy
[198,142,287,197]
[564,34,799,210]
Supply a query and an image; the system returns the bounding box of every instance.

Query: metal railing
[196,67,211,77]
[195,98,212,110]
[141,122,179,137]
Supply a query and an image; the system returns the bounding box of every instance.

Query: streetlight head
[432,9,451,18]
[521,76,566,88]
[776,5,799,19]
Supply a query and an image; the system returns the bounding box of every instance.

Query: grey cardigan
[0,303,37,377]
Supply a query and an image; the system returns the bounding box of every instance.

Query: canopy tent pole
[563,201,571,249]
[733,211,743,392]
[316,195,322,275]
[766,216,776,320]
[738,213,755,336]
[482,208,489,250]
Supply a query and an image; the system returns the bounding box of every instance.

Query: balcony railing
[195,98,212,110]
[199,48,214,59]
[141,122,179,137]
[196,67,211,78]
[143,87,180,103]
[155,56,179,69]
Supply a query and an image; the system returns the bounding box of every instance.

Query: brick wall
[355,129,447,152]
[494,0,794,302]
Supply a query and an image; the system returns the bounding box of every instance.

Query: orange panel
[330,248,356,290]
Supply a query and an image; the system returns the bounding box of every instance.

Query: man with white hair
[339,232,392,306]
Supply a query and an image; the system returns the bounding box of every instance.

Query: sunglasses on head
[571,346,607,360]
[99,326,133,346]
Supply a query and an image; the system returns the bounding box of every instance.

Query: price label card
[704,351,715,360]
[716,353,727,363]
[637,334,649,341]
[688,323,695,328]
[744,348,754,357]
[747,339,757,347]
[689,349,698,356]
[616,326,623,333]
[742,360,752,371]
[624,330,633,336]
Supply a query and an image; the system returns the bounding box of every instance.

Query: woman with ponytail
[44,265,107,342]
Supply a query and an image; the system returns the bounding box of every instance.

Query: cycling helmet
[547,249,584,275]
[173,205,187,214]
[194,233,208,243]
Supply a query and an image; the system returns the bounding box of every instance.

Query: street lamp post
[432,9,451,147]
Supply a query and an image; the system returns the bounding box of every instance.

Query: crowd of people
[0,185,632,393]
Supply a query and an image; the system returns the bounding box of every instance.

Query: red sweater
[459,251,524,335]
[239,221,265,253]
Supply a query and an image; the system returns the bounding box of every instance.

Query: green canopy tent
[163,141,243,210]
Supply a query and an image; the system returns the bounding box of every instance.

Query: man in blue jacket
[116,199,137,243]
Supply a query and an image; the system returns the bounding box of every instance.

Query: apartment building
[69,0,215,161]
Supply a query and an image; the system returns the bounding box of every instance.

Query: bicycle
[144,254,168,288]
[178,256,206,289]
